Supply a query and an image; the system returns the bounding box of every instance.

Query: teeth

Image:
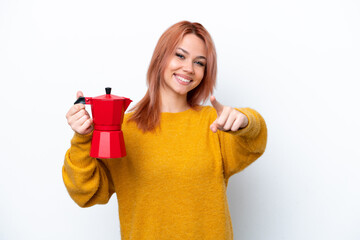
[176,75,191,83]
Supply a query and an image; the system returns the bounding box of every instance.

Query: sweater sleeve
[62,132,115,208]
[217,107,267,181]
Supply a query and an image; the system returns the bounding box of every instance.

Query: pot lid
[93,87,128,100]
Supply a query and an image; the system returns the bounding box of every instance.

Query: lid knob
[105,87,111,95]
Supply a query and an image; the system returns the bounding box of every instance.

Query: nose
[183,60,194,74]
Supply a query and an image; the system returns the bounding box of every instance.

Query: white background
[1,0,359,239]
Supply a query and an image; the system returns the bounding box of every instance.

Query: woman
[64,21,267,239]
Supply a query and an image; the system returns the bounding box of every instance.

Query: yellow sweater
[62,106,267,240]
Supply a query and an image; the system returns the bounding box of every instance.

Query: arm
[217,107,267,180]
[62,132,115,208]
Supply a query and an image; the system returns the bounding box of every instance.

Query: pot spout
[124,98,132,111]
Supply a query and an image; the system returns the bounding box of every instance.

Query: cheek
[193,73,204,89]
[163,63,174,79]
[166,59,180,72]
[196,68,205,82]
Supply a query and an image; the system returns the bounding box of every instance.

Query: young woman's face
[162,34,207,97]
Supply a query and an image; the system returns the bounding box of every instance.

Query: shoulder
[124,111,134,121]
[191,105,217,124]
[198,105,216,118]
[123,111,137,130]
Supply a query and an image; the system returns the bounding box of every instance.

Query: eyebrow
[177,48,207,60]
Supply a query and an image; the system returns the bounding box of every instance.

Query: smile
[174,74,192,85]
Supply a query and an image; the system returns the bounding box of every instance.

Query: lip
[173,74,192,86]
[174,73,192,81]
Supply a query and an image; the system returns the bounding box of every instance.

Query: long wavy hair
[128,21,217,132]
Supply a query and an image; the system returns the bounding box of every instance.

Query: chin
[174,89,189,96]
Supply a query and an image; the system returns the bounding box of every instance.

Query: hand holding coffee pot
[66,91,93,135]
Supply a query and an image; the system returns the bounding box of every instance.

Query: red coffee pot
[74,87,132,158]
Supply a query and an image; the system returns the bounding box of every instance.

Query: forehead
[177,34,207,57]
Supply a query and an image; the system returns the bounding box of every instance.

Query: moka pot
[74,87,132,158]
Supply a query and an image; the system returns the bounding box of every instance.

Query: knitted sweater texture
[62,106,267,240]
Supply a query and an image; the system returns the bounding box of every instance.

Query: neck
[160,89,189,113]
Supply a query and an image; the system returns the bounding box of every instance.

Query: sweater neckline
[160,106,204,117]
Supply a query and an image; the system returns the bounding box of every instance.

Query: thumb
[76,91,84,99]
[210,96,224,115]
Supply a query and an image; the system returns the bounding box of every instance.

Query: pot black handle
[74,97,86,105]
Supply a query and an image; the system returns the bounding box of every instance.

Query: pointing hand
[210,96,248,133]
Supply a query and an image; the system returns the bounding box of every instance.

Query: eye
[176,53,185,59]
[195,61,205,67]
